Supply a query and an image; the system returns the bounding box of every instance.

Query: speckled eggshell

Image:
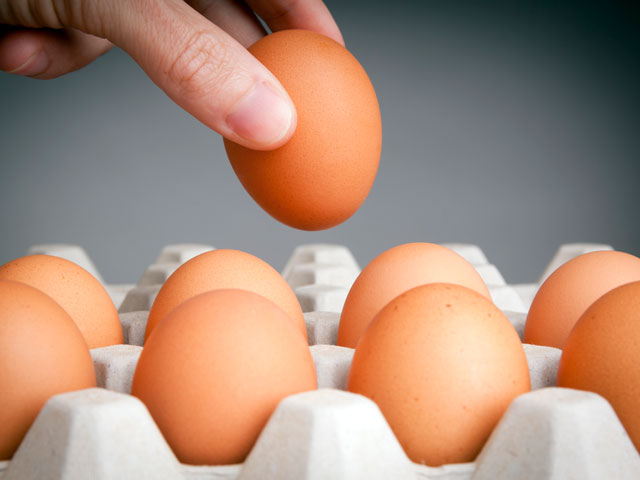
[557,280,640,452]
[132,289,317,465]
[224,29,382,231]
[337,243,491,348]
[524,250,640,348]
[0,280,96,459]
[347,283,530,466]
[0,255,123,348]
[145,249,305,341]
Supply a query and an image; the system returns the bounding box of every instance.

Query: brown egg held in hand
[347,283,530,466]
[524,250,640,348]
[132,289,317,465]
[0,255,123,349]
[145,249,305,341]
[0,280,96,459]
[224,29,382,230]
[337,243,490,348]
[557,281,640,452]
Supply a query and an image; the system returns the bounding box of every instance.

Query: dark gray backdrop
[1,1,639,284]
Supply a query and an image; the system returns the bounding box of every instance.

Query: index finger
[246,0,344,45]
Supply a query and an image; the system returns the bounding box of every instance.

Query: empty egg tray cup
[2,242,639,479]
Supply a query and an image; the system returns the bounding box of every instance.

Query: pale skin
[0,0,343,150]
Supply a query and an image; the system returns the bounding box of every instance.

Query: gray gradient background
[1,1,639,284]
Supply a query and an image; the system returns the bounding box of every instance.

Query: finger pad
[0,30,43,72]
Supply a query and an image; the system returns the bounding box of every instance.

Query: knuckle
[1,0,59,27]
[166,30,236,95]
[3,0,96,30]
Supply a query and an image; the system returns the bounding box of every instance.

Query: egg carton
[1,242,639,480]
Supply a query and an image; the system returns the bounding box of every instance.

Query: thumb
[104,0,297,150]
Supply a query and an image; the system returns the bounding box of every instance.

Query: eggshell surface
[132,289,317,465]
[337,243,491,348]
[145,249,305,341]
[557,280,640,452]
[0,280,96,459]
[224,29,382,230]
[347,283,530,466]
[524,250,640,348]
[0,254,123,348]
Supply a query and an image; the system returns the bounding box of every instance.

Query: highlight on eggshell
[524,250,640,349]
[557,280,640,453]
[224,29,382,231]
[132,289,317,465]
[0,280,96,460]
[0,254,123,349]
[337,242,491,348]
[145,249,306,341]
[347,282,530,466]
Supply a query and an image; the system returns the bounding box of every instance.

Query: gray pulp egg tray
[1,242,638,480]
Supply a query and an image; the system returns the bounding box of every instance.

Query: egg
[557,280,640,452]
[524,250,640,348]
[347,283,530,466]
[0,280,96,459]
[0,254,123,348]
[224,29,382,230]
[132,289,317,465]
[337,242,490,348]
[145,249,305,341]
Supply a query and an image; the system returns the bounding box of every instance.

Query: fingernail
[226,81,294,147]
[7,50,48,76]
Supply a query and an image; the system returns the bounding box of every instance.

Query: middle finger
[186,0,267,48]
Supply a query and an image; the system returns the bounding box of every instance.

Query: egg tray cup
[1,242,638,480]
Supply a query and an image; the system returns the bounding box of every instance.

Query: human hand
[0,0,343,150]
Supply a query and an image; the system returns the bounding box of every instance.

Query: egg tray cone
[1,243,638,480]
